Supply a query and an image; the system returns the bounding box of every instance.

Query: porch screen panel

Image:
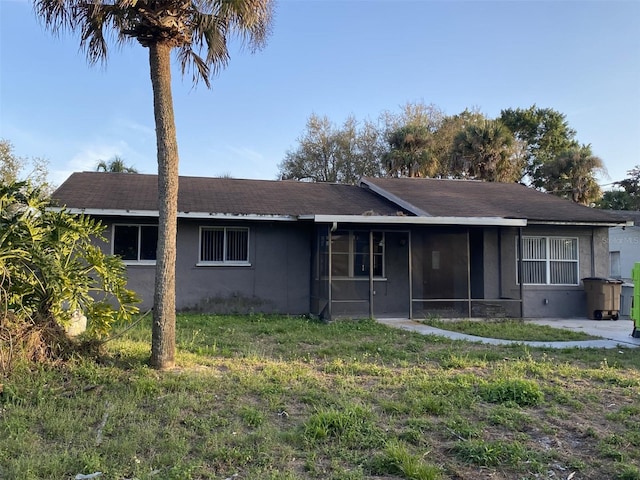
[331,232,350,277]
[329,230,377,318]
[411,229,469,318]
[311,225,330,318]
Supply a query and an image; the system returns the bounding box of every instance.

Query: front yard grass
[421,318,599,342]
[1,314,639,480]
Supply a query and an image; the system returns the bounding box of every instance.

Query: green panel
[632,263,640,325]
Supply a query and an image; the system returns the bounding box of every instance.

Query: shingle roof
[51,172,627,225]
[362,177,623,224]
[609,210,640,226]
[51,172,404,217]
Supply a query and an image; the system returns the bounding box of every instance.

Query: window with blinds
[518,236,578,285]
[200,227,249,264]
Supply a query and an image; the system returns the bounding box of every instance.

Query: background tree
[384,124,433,177]
[381,102,444,177]
[500,105,579,187]
[1,139,50,191]
[538,145,604,205]
[430,109,486,177]
[35,0,274,370]
[597,165,640,210]
[616,165,640,208]
[96,156,138,173]
[451,119,523,182]
[597,190,635,210]
[278,114,383,183]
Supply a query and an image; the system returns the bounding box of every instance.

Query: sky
[1,0,639,189]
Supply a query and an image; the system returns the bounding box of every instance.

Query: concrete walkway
[376,317,640,349]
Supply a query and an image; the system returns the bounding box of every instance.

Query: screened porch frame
[314,224,525,320]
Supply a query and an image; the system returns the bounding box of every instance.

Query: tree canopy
[279,102,608,205]
[597,165,640,210]
[278,114,383,184]
[1,139,50,192]
[452,119,524,182]
[538,145,604,205]
[96,156,139,173]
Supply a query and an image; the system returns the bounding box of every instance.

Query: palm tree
[452,120,524,182]
[96,156,138,173]
[539,146,605,205]
[34,0,274,369]
[384,124,435,178]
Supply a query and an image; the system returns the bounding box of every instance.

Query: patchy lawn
[421,318,599,342]
[1,314,639,480]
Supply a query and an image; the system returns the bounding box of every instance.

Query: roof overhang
[300,214,527,227]
[48,207,298,222]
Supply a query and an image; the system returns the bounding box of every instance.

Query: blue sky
[1,0,639,188]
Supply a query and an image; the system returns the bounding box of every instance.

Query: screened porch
[310,223,526,321]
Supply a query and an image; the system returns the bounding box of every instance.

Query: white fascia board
[304,214,527,227]
[527,220,630,227]
[49,207,296,221]
[359,179,431,216]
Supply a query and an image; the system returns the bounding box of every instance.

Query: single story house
[51,172,626,320]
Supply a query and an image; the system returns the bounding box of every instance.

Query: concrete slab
[376,317,640,349]
[527,318,640,348]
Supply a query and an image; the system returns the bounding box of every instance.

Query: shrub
[1,182,139,370]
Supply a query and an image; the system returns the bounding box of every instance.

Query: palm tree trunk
[149,41,178,370]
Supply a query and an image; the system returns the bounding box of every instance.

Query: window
[200,227,249,265]
[331,231,384,278]
[113,225,158,262]
[517,236,578,285]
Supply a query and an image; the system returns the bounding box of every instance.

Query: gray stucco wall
[609,226,640,281]
[498,226,610,318]
[100,218,312,314]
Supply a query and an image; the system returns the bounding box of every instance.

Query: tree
[278,114,383,183]
[96,156,138,173]
[35,0,274,369]
[616,165,640,208]
[451,119,524,182]
[597,165,640,210]
[384,124,433,177]
[538,145,604,205]
[430,109,486,177]
[1,139,50,191]
[597,190,635,210]
[500,106,579,187]
[381,102,444,177]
